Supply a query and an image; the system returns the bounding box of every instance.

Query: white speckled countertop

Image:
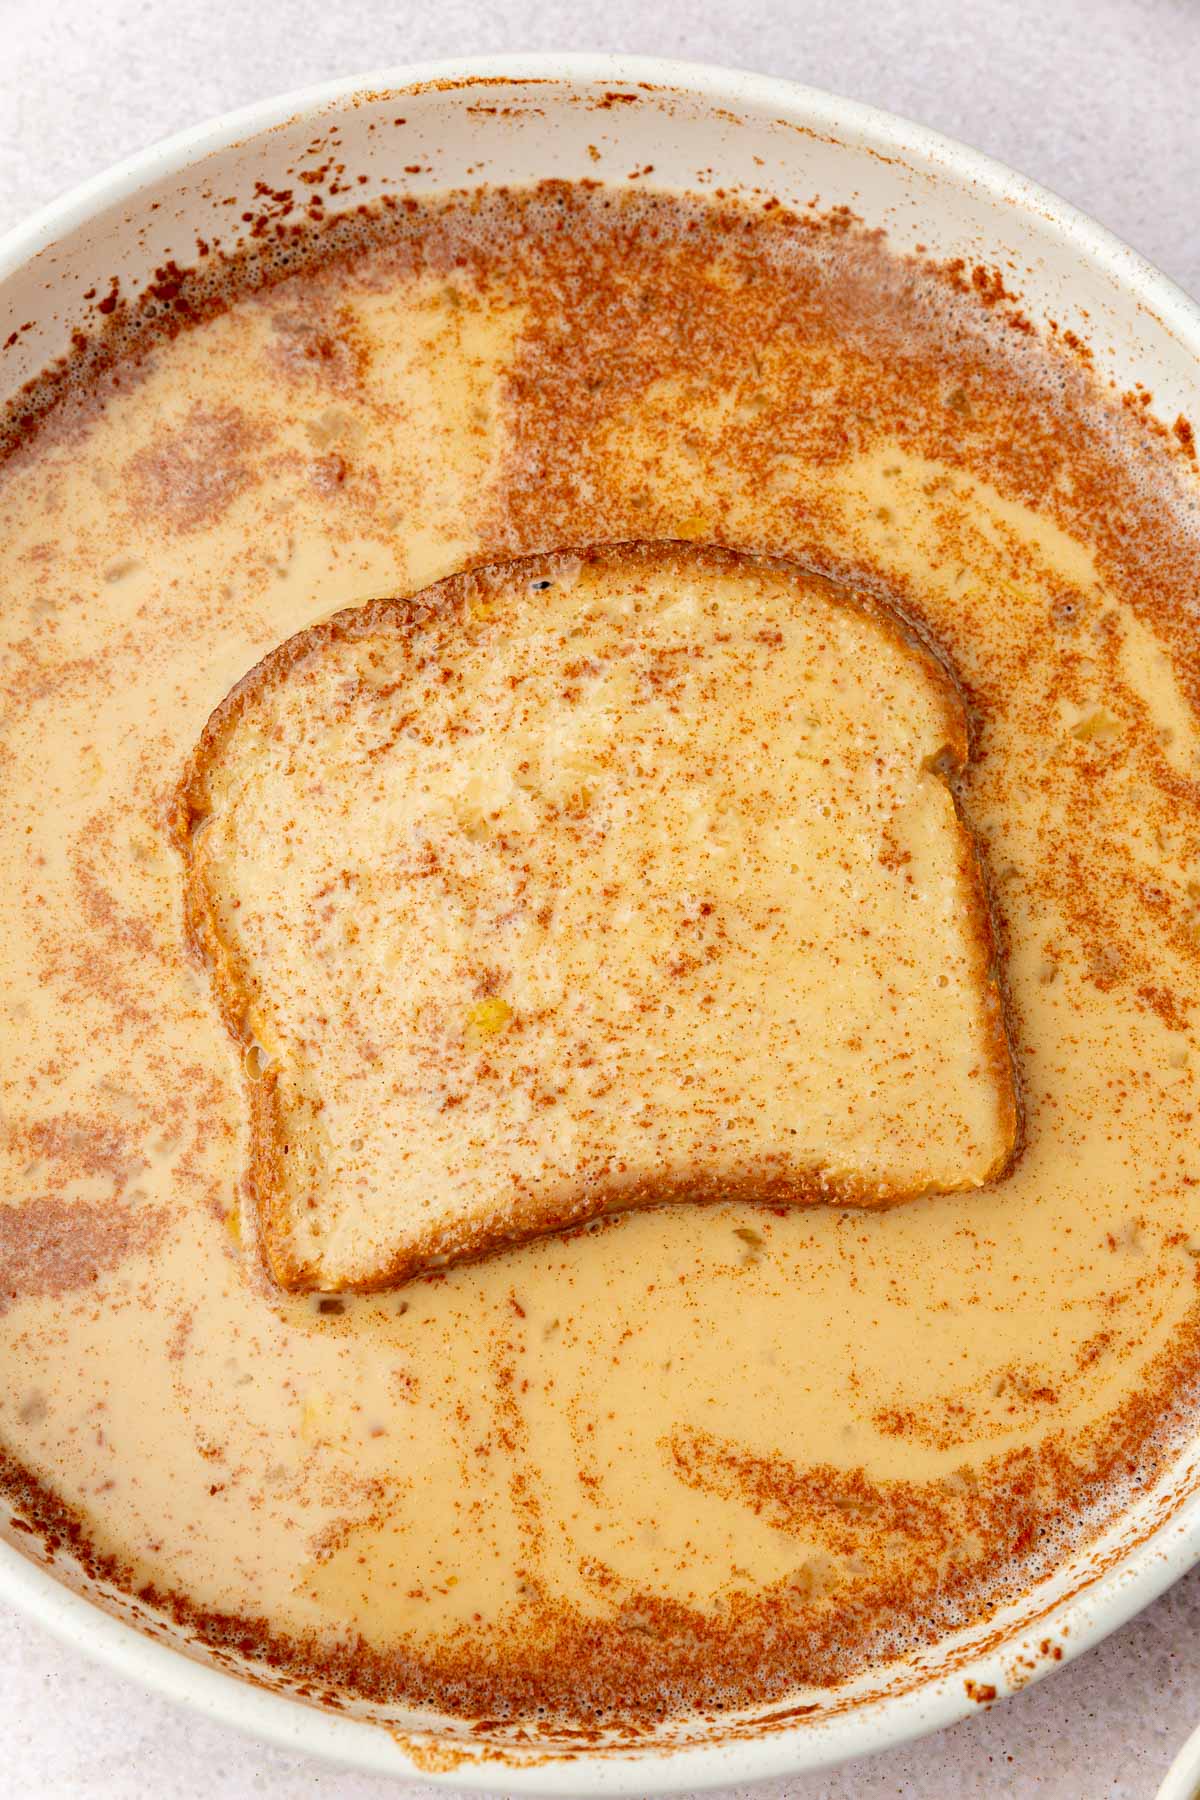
[3,1,1200,1792]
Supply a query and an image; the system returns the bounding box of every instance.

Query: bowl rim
[3,50,1200,1793]
[1157,1714,1200,1800]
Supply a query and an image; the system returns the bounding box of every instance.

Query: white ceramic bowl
[3,53,1200,1793]
[1160,1719,1200,1800]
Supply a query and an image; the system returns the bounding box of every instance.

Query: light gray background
[2,0,1200,1794]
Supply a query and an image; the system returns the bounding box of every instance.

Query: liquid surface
[2,184,1200,1728]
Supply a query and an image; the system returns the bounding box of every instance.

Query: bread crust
[170,540,1020,1292]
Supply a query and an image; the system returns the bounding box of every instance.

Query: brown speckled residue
[125,403,270,534]
[0,1196,167,1313]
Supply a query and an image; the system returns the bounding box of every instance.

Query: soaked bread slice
[172,542,1017,1292]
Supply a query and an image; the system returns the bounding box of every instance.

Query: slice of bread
[173,542,1017,1292]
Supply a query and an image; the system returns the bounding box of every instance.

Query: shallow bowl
[3,52,1200,1793]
